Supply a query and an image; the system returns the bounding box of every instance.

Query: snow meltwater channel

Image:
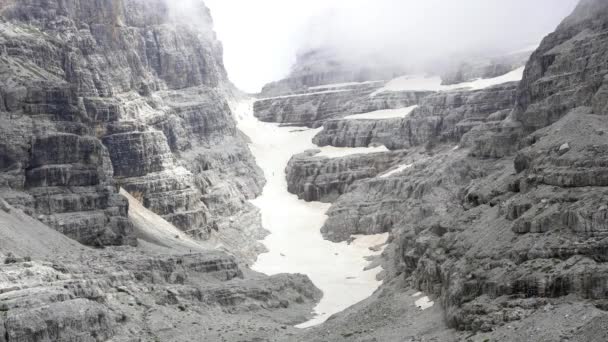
[235,100,389,328]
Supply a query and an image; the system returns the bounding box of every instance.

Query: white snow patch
[316,145,389,158]
[372,67,525,95]
[379,164,413,178]
[259,89,351,101]
[412,292,423,297]
[308,80,384,91]
[343,105,418,120]
[235,99,389,328]
[415,296,435,310]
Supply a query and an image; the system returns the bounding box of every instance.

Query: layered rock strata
[254,86,432,128]
[286,150,409,203]
[0,0,264,246]
[0,191,320,342]
[315,0,608,335]
[313,82,518,150]
[470,0,608,158]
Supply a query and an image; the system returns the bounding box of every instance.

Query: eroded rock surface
[314,82,518,150]
[254,85,432,128]
[315,0,608,337]
[286,150,408,203]
[0,190,320,342]
[0,0,264,248]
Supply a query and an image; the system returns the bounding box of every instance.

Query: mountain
[2,0,608,341]
[0,1,320,341]
[283,0,608,340]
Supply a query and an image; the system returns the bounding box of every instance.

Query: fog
[203,0,579,93]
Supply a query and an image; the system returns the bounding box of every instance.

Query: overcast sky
[205,0,579,93]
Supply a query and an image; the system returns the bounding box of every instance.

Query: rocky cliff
[311,0,608,338]
[314,82,518,150]
[0,1,325,341]
[286,150,408,203]
[0,198,320,342]
[471,0,608,158]
[0,0,264,250]
[254,84,431,128]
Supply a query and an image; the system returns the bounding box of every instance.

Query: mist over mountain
[2,0,608,341]
[207,0,578,92]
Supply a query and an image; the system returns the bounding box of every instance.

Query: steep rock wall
[0,0,264,246]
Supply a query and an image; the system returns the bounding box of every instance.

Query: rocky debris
[0,0,264,247]
[514,108,608,188]
[313,82,518,150]
[254,85,432,128]
[0,203,320,342]
[295,278,457,342]
[286,150,409,202]
[467,302,608,342]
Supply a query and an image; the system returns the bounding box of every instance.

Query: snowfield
[235,99,388,328]
[315,145,389,158]
[372,66,525,95]
[308,80,384,91]
[343,105,418,120]
[379,164,413,178]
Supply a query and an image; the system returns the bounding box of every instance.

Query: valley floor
[235,100,389,327]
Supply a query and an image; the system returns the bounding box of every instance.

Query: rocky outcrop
[314,82,518,150]
[0,0,264,245]
[0,248,319,342]
[315,0,608,336]
[286,150,408,202]
[254,85,432,128]
[320,148,477,242]
[0,199,321,342]
[470,0,608,158]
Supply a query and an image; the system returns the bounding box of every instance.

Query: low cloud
[205,0,579,92]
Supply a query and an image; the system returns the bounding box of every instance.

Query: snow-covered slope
[344,105,418,120]
[372,66,524,95]
[235,100,388,327]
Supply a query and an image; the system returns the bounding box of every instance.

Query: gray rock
[470,0,608,158]
[314,1,608,336]
[0,0,264,246]
[286,150,409,202]
[314,82,519,150]
[254,86,432,128]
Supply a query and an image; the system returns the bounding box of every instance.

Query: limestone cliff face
[0,0,264,246]
[254,84,432,128]
[471,0,608,158]
[515,0,608,132]
[316,0,608,334]
[313,82,518,150]
[286,150,408,203]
